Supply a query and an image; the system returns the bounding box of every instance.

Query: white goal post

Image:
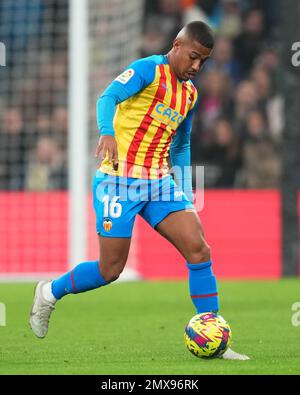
[69,0,89,267]
[69,0,145,275]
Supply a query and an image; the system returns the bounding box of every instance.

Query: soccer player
[29,21,249,360]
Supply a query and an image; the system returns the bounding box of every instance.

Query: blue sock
[51,260,108,300]
[186,260,219,314]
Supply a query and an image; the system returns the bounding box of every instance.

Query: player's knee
[99,259,126,283]
[186,240,211,264]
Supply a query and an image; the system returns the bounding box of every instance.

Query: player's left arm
[170,103,197,203]
[95,59,156,166]
[96,58,156,136]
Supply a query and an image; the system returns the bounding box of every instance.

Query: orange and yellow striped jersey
[97,55,198,179]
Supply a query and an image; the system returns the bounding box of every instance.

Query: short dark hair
[185,21,215,49]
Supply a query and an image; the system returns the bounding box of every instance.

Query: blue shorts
[92,170,194,238]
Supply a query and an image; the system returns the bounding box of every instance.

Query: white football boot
[220,347,250,360]
[29,281,56,338]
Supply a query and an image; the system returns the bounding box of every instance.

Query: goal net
[0,0,144,279]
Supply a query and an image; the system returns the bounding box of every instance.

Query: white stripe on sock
[43,282,57,303]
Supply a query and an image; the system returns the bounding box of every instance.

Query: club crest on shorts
[103,218,113,232]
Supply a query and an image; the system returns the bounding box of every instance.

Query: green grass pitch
[0,279,300,375]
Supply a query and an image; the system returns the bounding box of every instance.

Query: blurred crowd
[0,0,283,190]
[0,0,68,190]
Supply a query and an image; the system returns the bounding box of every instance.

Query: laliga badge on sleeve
[115,68,135,84]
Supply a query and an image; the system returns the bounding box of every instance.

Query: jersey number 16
[102,195,122,218]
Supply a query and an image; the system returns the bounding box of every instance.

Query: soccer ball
[184,312,232,359]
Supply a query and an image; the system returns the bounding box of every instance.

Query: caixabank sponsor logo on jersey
[152,102,184,129]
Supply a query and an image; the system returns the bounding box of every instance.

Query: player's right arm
[95,58,156,169]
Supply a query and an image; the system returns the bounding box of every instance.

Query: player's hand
[95,135,119,171]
